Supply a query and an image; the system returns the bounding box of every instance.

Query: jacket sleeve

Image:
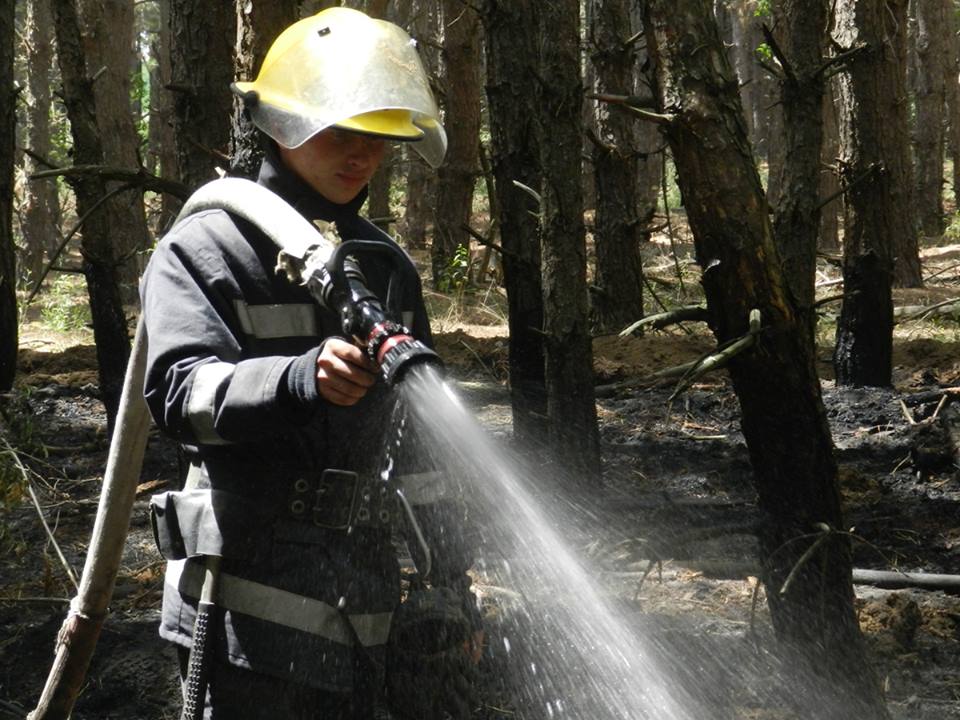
[140,214,324,446]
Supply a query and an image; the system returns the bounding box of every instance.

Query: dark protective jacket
[141,148,464,693]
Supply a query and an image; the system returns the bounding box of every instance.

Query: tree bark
[21,0,62,284]
[819,77,841,252]
[399,1,438,251]
[631,1,662,243]
[770,0,827,349]
[833,0,914,387]
[431,0,480,287]
[912,0,947,237]
[0,0,17,391]
[642,2,890,716]
[146,0,180,231]
[402,153,433,249]
[945,2,960,213]
[537,0,599,479]
[52,0,131,428]
[230,0,298,180]
[77,0,150,295]
[725,2,759,152]
[587,0,644,333]
[168,0,234,190]
[360,0,392,233]
[481,0,547,446]
[888,0,922,286]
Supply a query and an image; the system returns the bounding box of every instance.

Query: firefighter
[142,8,479,718]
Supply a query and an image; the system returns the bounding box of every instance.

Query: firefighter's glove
[386,586,480,720]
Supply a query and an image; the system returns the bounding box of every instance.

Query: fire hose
[29,178,443,720]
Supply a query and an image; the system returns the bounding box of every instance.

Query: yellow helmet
[232,7,446,167]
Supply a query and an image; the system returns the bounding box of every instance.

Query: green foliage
[944,212,960,242]
[754,0,772,17]
[755,42,773,63]
[436,244,472,293]
[40,274,91,332]
[131,59,151,145]
[658,156,683,214]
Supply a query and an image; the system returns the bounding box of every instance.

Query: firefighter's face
[279,127,386,204]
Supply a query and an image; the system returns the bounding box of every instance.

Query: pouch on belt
[150,489,271,562]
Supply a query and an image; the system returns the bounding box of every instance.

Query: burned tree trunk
[833,0,914,386]
[400,1,439,251]
[537,0,599,479]
[0,0,16,391]
[481,0,547,446]
[78,0,150,294]
[587,0,644,333]
[769,0,827,349]
[52,0,130,427]
[146,0,180,230]
[819,79,841,252]
[431,0,481,287]
[364,0,395,234]
[912,0,947,238]
[641,1,890,717]
[230,0,298,179]
[21,0,62,283]
[945,4,960,214]
[169,0,234,190]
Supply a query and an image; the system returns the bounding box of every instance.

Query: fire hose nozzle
[374,331,444,386]
[305,238,446,387]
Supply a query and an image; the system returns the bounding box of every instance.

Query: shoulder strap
[174,177,334,263]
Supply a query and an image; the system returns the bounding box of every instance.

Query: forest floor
[2,239,960,719]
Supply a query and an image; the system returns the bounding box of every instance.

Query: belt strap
[166,559,392,647]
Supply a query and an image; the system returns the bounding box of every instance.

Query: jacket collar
[256,142,368,225]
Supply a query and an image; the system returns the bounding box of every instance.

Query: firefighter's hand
[315,338,378,406]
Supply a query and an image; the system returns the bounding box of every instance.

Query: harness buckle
[288,469,397,530]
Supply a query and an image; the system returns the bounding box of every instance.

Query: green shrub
[40,274,91,331]
[436,244,472,294]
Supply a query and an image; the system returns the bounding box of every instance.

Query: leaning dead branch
[619,304,710,337]
[668,309,761,400]
[598,310,761,399]
[588,92,677,125]
[30,163,189,200]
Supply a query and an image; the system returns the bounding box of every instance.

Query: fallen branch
[0,596,71,605]
[608,562,960,594]
[850,569,960,593]
[894,298,960,322]
[597,310,760,399]
[619,305,710,337]
[901,387,960,407]
[594,358,700,398]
